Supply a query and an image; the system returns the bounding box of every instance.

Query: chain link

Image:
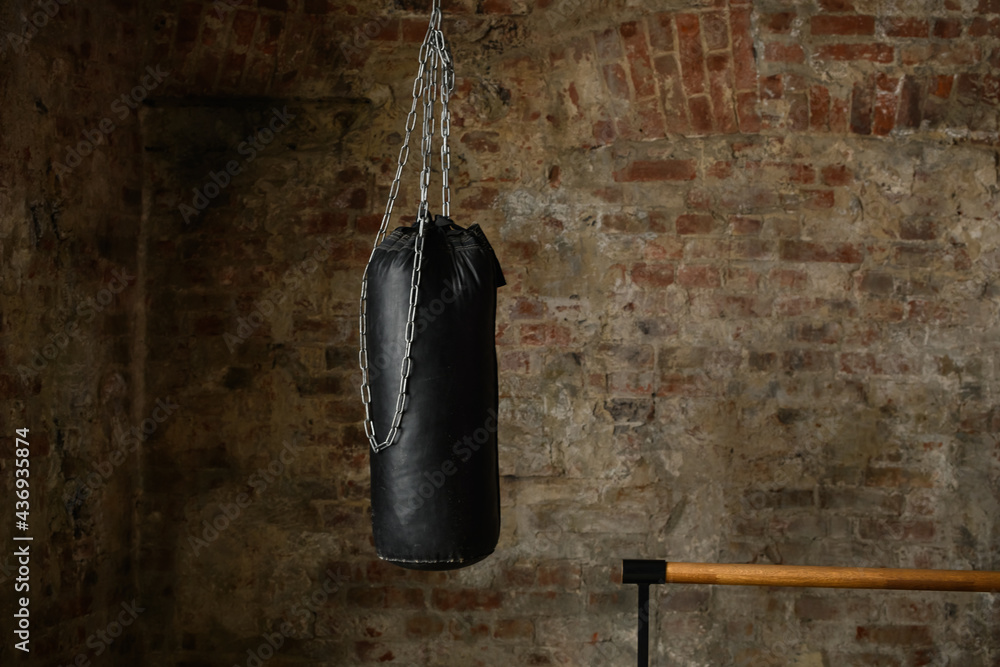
[359,0,453,453]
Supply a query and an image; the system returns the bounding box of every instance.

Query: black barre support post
[622,559,666,667]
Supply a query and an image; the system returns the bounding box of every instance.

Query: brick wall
[0,0,145,663]
[4,0,999,665]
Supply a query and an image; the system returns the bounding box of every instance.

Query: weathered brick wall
[134,1,999,665]
[0,0,145,663]
[5,0,999,665]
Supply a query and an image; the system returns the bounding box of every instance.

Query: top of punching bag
[377,215,506,288]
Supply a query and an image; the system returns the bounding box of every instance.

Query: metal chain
[359,0,453,453]
[438,28,454,218]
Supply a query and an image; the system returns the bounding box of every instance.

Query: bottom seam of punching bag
[380,552,495,564]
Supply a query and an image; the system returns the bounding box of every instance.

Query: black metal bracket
[622,559,667,667]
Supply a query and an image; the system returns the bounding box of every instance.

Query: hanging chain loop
[359,0,453,453]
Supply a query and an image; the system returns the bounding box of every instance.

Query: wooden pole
[663,561,1000,592]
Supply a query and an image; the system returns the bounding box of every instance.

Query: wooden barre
[623,559,1000,592]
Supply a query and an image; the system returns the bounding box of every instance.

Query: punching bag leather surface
[366,215,505,570]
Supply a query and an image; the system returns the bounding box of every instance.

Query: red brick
[647,13,674,52]
[431,588,503,612]
[614,159,696,182]
[702,11,729,50]
[780,240,863,263]
[782,349,835,371]
[815,43,894,63]
[631,263,675,288]
[859,271,893,294]
[720,188,779,213]
[509,297,546,319]
[593,119,615,145]
[861,299,906,322]
[771,268,808,289]
[930,74,955,100]
[819,0,855,9]
[232,9,257,46]
[839,351,876,374]
[255,14,282,55]
[537,561,582,588]
[676,13,706,95]
[730,216,762,235]
[764,12,795,34]
[766,42,805,63]
[643,236,684,259]
[896,75,922,129]
[494,619,534,640]
[676,214,715,235]
[461,131,500,153]
[657,373,711,396]
[908,299,953,324]
[677,265,721,288]
[788,92,810,131]
[520,323,571,346]
[736,91,761,132]
[979,0,1000,12]
[387,587,426,609]
[850,78,874,135]
[856,625,934,645]
[900,219,937,241]
[761,74,783,100]
[401,18,429,42]
[812,15,875,35]
[655,54,691,134]
[501,562,536,587]
[689,95,714,133]
[780,163,816,184]
[459,187,499,210]
[970,16,1000,36]
[355,641,395,662]
[608,371,655,394]
[865,467,934,488]
[706,54,737,133]
[883,17,929,38]
[707,161,733,179]
[499,350,531,373]
[749,351,777,370]
[703,294,768,319]
[933,17,963,38]
[830,96,850,132]
[620,21,657,99]
[731,8,758,91]
[303,0,330,12]
[791,180,831,205]
[406,613,443,637]
[794,322,841,344]
[732,238,773,259]
[795,596,841,621]
[347,586,386,608]
[821,164,852,186]
[447,619,490,640]
[176,2,204,45]
[874,76,899,136]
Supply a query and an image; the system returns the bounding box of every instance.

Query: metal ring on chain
[359,0,454,453]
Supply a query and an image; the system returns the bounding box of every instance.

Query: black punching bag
[362,215,505,570]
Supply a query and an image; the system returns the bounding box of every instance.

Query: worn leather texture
[365,215,505,570]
